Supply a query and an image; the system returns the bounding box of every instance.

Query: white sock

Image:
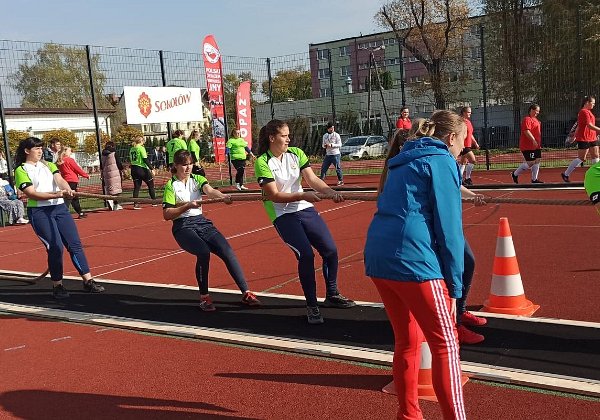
[514,162,529,176]
[460,164,466,176]
[565,158,583,176]
[531,163,540,181]
[465,163,474,178]
[593,158,600,164]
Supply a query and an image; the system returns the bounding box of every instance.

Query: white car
[340,135,388,160]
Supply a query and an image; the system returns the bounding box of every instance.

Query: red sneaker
[241,291,261,307]
[457,325,484,345]
[461,311,487,327]
[199,294,216,312]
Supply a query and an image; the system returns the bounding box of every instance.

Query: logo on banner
[203,43,220,64]
[138,92,152,118]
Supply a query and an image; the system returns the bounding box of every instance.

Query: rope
[74,191,594,207]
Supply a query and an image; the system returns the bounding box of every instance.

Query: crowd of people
[3,95,598,419]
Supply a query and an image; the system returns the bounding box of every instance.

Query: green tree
[261,68,312,103]
[10,43,109,109]
[376,0,471,109]
[42,128,78,149]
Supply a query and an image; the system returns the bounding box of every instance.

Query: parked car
[340,135,388,160]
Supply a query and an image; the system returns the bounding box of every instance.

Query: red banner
[202,35,226,164]
[236,81,252,149]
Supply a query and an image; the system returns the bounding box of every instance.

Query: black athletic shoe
[52,284,70,299]
[510,171,518,184]
[464,178,473,186]
[83,279,105,293]
[561,172,570,183]
[531,179,544,184]
[324,294,356,308]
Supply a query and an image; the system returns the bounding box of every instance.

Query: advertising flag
[202,35,227,164]
[236,81,252,149]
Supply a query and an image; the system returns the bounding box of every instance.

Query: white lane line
[4,345,26,351]
[50,336,72,342]
[95,328,111,333]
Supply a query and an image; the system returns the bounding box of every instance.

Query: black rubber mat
[1,276,598,382]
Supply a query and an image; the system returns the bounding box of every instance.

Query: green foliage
[115,125,144,145]
[10,43,109,109]
[83,131,110,154]
[42,128,78,149]
[6,130,30,154]
[261,68,312,103]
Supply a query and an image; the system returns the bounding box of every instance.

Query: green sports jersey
[188,139,201,162]
[14,161,63,207]
[254,147,313,222]
[166,137,188,164]
[226,137,248,161]
[163,174,209,219]
[584,162,600,204]
[129,144,149,169]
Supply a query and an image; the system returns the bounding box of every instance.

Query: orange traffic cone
[382,339,469,401]
[483,217,540,316]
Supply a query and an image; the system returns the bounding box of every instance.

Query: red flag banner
[236,81,252,149]
[202,35,227,164]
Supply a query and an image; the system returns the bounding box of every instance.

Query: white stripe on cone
[420,341,432,369]
[490,274,526,296]
[495,236,516,258]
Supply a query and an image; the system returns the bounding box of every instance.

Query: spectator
[56,147,90,218]
[42,138,61,163]
[319,122,344,186]
[14,137,105,298]
[0,151,7,180]
[255,119,355,325]
[395,107,412,144]
[226,128,254,190]
[511,104,544,184]
[129,136,156,209]
[101,141,123,211]
[365,111,466,419]
[150,145,165,171]
[459,106,480,186]
[0,178,28,225]
[562,96,600,182]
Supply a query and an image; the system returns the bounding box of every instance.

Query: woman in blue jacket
[365,111,467,420]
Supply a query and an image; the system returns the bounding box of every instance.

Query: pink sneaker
[241,291,261,306]
[461,311,487,326]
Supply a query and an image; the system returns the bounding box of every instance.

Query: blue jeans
[320,154,343,181]
[172,215,248,295]
[273,207,339,306]
[28,204,90,281]
[456,239,475,323]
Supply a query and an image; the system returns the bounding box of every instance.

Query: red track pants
[372,278,466,420]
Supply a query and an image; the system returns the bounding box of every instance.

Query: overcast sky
[3,0,387,57]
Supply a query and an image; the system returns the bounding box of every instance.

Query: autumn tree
[376,0,471,109]
[42,128,78,149]
[261,68,312,103]
[83,131,111,154]
[5,130,30,155]
[10,43,109,109]
[115,125,144,145]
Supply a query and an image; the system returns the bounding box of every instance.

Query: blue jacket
[364,137,464,298]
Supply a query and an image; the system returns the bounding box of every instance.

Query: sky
[2,0,385,58]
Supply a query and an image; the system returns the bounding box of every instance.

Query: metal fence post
[0,81,13,187]
[398,43,406,108]
[327,49,336,124]
[576,6,583,97]
[85,45,107,195]
[266,58,274,120]
[159,50,172,140]
[479,25,490,171]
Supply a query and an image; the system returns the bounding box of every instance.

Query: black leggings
[64,181,82,214]
[232,159,246,185]
[172,216,249,295]
[131,165,156,199]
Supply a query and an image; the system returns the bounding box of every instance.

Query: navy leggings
[273,207,339,307]
[28,204,90,281]
[172,215,248,295]
[456,239,476,323]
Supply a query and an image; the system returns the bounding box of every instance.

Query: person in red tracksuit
[511,104,543,184]
[57,147,90,218]
[562,96,600,182]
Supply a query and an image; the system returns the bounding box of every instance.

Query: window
[385,58,401,66]
[358,63,369,70]
[358,43,367,50]
[470,47,481,59]
[408,56,418,63]
[317,49,328,60]
[319,87,330,98]
[318,68,331,79]
[339,46,350,56]
[340,65,352,77]
[383,38,397,46]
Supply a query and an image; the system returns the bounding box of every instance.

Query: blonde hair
[131,136,144,146]
[56,146,72,166]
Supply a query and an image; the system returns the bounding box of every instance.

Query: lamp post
[398,42,406,108]
[366,45,393,135]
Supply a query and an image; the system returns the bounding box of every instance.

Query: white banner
[123,86,204,124]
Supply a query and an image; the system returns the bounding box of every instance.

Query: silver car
[340,135,388,160]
